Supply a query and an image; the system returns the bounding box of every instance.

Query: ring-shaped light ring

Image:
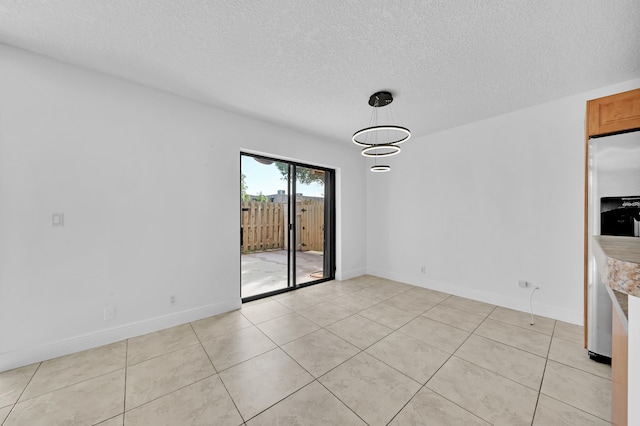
[361,144,401,158]
[352,125,411,147]
[371,165,391,172]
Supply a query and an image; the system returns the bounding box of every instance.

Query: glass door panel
[240,155,290,298]
[294,166,327,285]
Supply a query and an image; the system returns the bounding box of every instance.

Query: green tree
[240,173,251,201]
[255,191,267,202]
[275,162,324,185]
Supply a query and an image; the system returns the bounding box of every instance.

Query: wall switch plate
[52,213,64,227]
[104,306,115,321]
[518,280,529,288]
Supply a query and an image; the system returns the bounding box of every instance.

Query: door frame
[240,152,336,302]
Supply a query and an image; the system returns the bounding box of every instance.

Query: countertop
[592,235,640,298]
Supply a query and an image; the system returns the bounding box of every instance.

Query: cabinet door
[611,308,628,426]
[587,88,640,137]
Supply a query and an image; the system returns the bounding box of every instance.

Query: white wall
[0,44,367,371]
[366,77,640,324]
[2,41,637,372]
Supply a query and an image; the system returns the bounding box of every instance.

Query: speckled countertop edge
[606,285,628,331]
[593,236,640,298]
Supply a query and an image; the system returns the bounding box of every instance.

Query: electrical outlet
[420,266,426,274]
[518,280,529,288]
[104,306,115,321]
[169,295,176,305]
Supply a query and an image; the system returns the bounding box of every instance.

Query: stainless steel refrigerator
[587,130,640,361]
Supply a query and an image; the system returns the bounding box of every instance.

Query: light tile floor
[0,275,611,425]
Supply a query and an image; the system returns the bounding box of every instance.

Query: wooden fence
[241,201,285,253]
[241,200,324,253]
[297,200,325,252]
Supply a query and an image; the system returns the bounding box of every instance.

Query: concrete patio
[241,250,325,298]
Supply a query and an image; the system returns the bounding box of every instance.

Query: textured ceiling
[1,1,639,143]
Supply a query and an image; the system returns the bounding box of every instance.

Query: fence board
[299,200,324,252]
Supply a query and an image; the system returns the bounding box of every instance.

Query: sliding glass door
[240,153,335,301]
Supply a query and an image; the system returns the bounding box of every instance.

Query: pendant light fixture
[352,91,411,172]
[370,165,391,172]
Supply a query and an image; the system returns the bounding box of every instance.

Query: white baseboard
[367,267,582,325]
[336,267,366,281]
[0,299,241,373]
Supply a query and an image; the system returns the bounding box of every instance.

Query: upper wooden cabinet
[587,88,640,137]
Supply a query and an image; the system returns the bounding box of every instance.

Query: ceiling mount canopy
[353,91,411,172]
[368,91,393,107]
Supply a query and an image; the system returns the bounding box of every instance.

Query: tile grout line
[352,347,425,425]
[125,323,204,361]
[531,319,556,425]
[305,290,448,361]
[10,362,42,404]
[250,281,559,424]
[240,381,315,424]
[188,321,247,424]
[446,305,554,391]
[486,316,556,337]
[5,278,600,425]
[257,345,363,423]
[376,303,493,425]
[416,307,483,334]
[95,413,124,426]
[232,313,361,423]
[535,392,613,424]
[202,309,339,421]
[546,353,613,380]
[10,363,125,406]
[316,289,486,424]
[1,361,43,425]
[415,304,503,425]
[125,340,203,368]
[269,281,599,425]
[249,282,610,425]
[450,341,547,394]
[237,286,377,423]
[122,339,129,419]
[470,321,552,358]
[121,374,219,418]
[462,306,555,389]
[313,379,370,425]
[273,285,418,424]
[536,323,612,424]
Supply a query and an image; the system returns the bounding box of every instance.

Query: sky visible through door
[241,156,324,198]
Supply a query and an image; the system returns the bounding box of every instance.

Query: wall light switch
[104,306,115,321]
